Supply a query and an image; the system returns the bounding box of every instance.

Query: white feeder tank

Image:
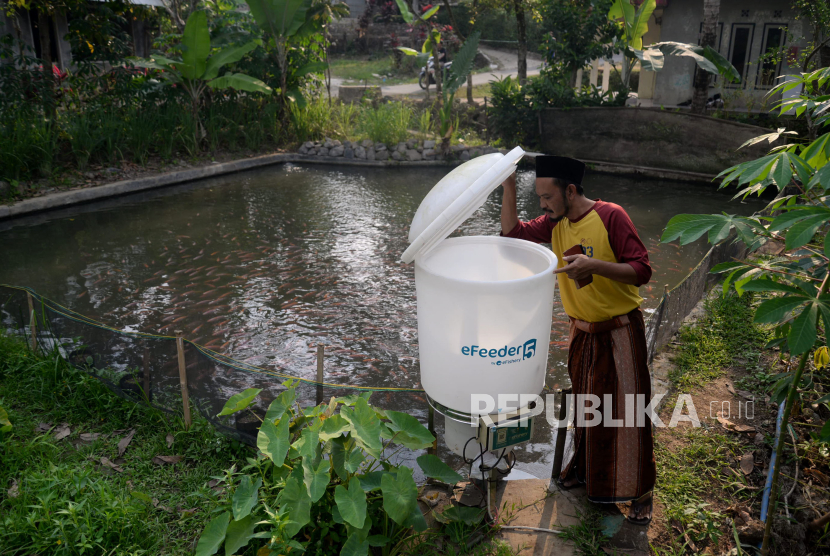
[401,147,557,460]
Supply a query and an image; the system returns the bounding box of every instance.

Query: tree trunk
[513,0,527,84]
[37,10,56,122]
[691,0,720,114]
[440,0,475,104]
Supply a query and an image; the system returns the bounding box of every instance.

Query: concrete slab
[491,478,581,555]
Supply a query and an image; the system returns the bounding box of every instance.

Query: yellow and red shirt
[503,200,651,323]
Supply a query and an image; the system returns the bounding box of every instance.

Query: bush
[358,102,413,145]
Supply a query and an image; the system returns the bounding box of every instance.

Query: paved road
[330,46,544,98]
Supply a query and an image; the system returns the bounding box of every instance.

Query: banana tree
[395,0,442,97]
[436,31,480,155]
[132,11,271,143]
[659,67,830,556]
[608,0,739,92]
[245,0,326,105]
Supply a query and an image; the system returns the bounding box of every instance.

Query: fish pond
[0,163,765,478]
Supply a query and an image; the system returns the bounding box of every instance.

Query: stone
[470,149,482,158]
[423,149,435,157]
[323,138,333,149]
[329,146,345,157]
[317,147,329,156]
[424,153,436,161]
[314,141,322,147]
[406,149,423,161]
[355,146,366,159]
[391,151,404,161]
[106,167,120,174]
[375,144,387,152]
[302,141,314,149]
[459,150,471,161]
[406,139,417,149]
[417,147,423,153]
[344,148,354,159]
[0,180,9,198]
[451,145,466,153]
[396,143,407,153]
[374,149,388,160]
[307,148,317,155]
[423,140,436,149]
[361,140,373,148]
[332,139,342,147]
[343,140,352,149]
[299,145,309,155]
[482,145,498,154]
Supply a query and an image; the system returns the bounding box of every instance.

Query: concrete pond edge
[0,150,719,222]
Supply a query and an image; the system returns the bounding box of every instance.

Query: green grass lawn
[329,55,418,85]
[0,334,249,554]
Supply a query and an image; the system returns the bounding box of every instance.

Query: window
[728,23,755,87]
[757,24,788,88]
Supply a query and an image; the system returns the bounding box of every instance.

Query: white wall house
[638,0,811,110]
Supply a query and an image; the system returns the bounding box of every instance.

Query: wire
[485,475,564,535]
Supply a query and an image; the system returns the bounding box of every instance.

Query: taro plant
[131,11,272,144]
[196,382,463,556]
[659,66,830,556]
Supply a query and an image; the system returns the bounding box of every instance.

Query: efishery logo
[461,339,537,365]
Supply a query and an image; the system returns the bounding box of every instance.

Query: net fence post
[142,346,151,403]
[27,291,36,353]
[316,344,324,406]
[175,330,192,430]
[551,387,571,481]
[428,403,437,456]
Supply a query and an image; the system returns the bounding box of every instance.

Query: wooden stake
[551,387,572,480]
[664,283,670,298]
[142,346,150,403]
[175,330,192,429]
[316,344,324,406]
[428,403,437,456]
[27,291,36,352]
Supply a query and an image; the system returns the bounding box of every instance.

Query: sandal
[555,473,583,491]
[627,492,653,526]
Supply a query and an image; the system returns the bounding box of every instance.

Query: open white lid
[401,146,525,264]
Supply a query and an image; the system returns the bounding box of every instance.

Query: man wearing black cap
[500,156,655,525]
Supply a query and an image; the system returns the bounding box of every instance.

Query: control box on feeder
[476,407,535,451]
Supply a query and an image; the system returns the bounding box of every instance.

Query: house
[0,0,162,69]
[638,0,811,110]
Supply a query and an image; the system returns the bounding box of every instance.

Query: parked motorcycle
[419,57,452,90]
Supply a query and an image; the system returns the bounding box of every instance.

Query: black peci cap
[535,155,586,185]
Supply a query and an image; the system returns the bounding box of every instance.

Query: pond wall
[538,107,780,176]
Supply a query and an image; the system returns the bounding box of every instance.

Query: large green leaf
[278,469,312,537]
[232,475,262,521]
[331,437,365,479]
[444,31,481,96]
[293,427,320,459]
[209,73,272,94]
[357,471,391,491]
[435,505,485,526]
[661,214,734,245]
[303,455,330,502]
[0,406,11,433]
[319,414,350,442]
[385,411,435,450]
[224,515,258,556]
[801,133,830,169]
[257,416,290,466]
[393,0,414,23]
[785,213,830,250]
[218,388,262,417]
[640,41,738,82]
[340,533,370,556]
[741,279,812,297]
[265,388,296,422]
[181,10,211,80]
[403,502,429,532]
[296,61,329,77]
[629,0,656,49]
[341,397,383,458]
[335,478,367,528]
[204,41,260,81]
[381,466,417,525]
[194,511,230,556]
[416,454,462,484]
[789,302,819,355]
[754,296,809,324]
[246,0,312,38]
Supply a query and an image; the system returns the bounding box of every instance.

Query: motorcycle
[419,57,452,90]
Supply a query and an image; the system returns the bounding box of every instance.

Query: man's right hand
[501,172,517,191]
[500,171,519,236]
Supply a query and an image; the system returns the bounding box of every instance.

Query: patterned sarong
[560,308,656,503]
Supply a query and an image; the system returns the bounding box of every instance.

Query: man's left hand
[553,254,595,281]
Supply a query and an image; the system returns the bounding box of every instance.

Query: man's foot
[555,471,583,491]
[628,491,653,526]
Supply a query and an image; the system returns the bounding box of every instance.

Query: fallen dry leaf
[166,433,174,449]
[153,455,183,465]
[117,429,136,457]
[54,423,71,441]
[716,412,736,429]
[7,479,19,498]
[734,424,756,433]
[726,383,736,396]
[100,457,124,473]
[79,433,101,442]
[735,389,755,400]
[36,422,52,433]
[179,507,198,518]
[806,468,830,487]
[740,453,754,475]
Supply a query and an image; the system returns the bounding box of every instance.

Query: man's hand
[501,172,516,191]
[501,171,518,236]
[554,254,595,282]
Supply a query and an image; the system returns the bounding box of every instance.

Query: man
[500,155,655,525]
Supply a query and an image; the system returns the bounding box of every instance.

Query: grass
[669,293,769,392]
[330,54,418,86]
[556,506,609,555]
[0,333,249,555]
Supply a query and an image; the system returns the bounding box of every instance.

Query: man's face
[535,177,569,222]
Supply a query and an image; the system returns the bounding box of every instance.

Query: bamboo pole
[175,330,192,429]
[27,292,36,352]
[142,346,150,403]
[316,344,324,406]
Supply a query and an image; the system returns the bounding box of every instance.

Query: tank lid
[401,146,525,264]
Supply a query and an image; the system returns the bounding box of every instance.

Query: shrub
[358,102,412,145]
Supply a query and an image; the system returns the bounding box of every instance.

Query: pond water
[0,163,765,478]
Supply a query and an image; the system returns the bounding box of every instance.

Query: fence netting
[0,238,742,444]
